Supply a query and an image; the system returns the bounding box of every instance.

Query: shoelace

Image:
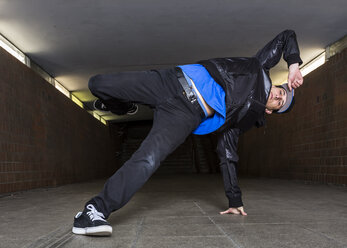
[101,103,108,110]
[86,204,106,222]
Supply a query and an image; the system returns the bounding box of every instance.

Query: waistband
[181,70,209,118]
[174,67,206,120]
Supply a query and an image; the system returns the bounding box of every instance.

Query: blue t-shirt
[178,64,226,135]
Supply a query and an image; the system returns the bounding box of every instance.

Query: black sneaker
[93,99,138,115]
[93,99,110,112]
[127,103,138,115]
[72,204,112,236]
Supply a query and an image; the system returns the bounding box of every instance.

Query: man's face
[265,86,287,114]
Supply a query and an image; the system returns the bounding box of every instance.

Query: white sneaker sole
[127,104,138,115]
[72,225,113,236]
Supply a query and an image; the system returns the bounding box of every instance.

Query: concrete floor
[1,173,346,248]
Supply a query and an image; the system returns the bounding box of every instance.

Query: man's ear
[265,108,273,114]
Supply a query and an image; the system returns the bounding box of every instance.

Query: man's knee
[88,74,102,94]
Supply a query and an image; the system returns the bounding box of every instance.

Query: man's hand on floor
[220,206,247,216]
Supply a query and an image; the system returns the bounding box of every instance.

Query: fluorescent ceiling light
[0,34,108,125]
[100,118,107,125]
[0,34,26,64]
[300,52,326,77]
[54,80,70,98]
[93,112,101,121]
[71,94,84,109]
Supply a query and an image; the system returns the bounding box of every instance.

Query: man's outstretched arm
[255,30,303,71]
[216,128,247,216]
[255,30,304,91]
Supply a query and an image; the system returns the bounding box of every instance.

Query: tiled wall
[0,47,118,194]
[238,48,347,185]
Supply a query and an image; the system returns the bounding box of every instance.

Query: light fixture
[100,118,107,125]
[71,94,84,109]
[0,33,106,125]
[300,52,326,77]
[0,34,27,64]
[54,80,70,98]
[93,112,101,121]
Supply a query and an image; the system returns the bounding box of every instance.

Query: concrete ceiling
[0,0,346,122]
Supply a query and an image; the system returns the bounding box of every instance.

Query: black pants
[87,68,203,218]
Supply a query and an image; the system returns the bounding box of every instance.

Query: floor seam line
[296,223,346,246]
[207,215,243,248]
[48,232,74,248]
[23,226,72,248]
[130,217,144,248]
[193,201,207,215]
[193,201,243,248]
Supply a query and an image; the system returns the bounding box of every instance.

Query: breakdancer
[72,29,303,236]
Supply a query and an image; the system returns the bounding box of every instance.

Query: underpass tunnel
[0,1,346,247]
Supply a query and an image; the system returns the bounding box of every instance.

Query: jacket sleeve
[216,128,243,208]
[255,29,303,72]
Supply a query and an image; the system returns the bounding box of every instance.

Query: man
[72,29,303,235]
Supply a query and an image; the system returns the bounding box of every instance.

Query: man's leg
[73,68,203,235]
[88,69,180,114]
[89,96,202,218]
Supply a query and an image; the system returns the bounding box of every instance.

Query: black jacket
[198,30,303,207]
